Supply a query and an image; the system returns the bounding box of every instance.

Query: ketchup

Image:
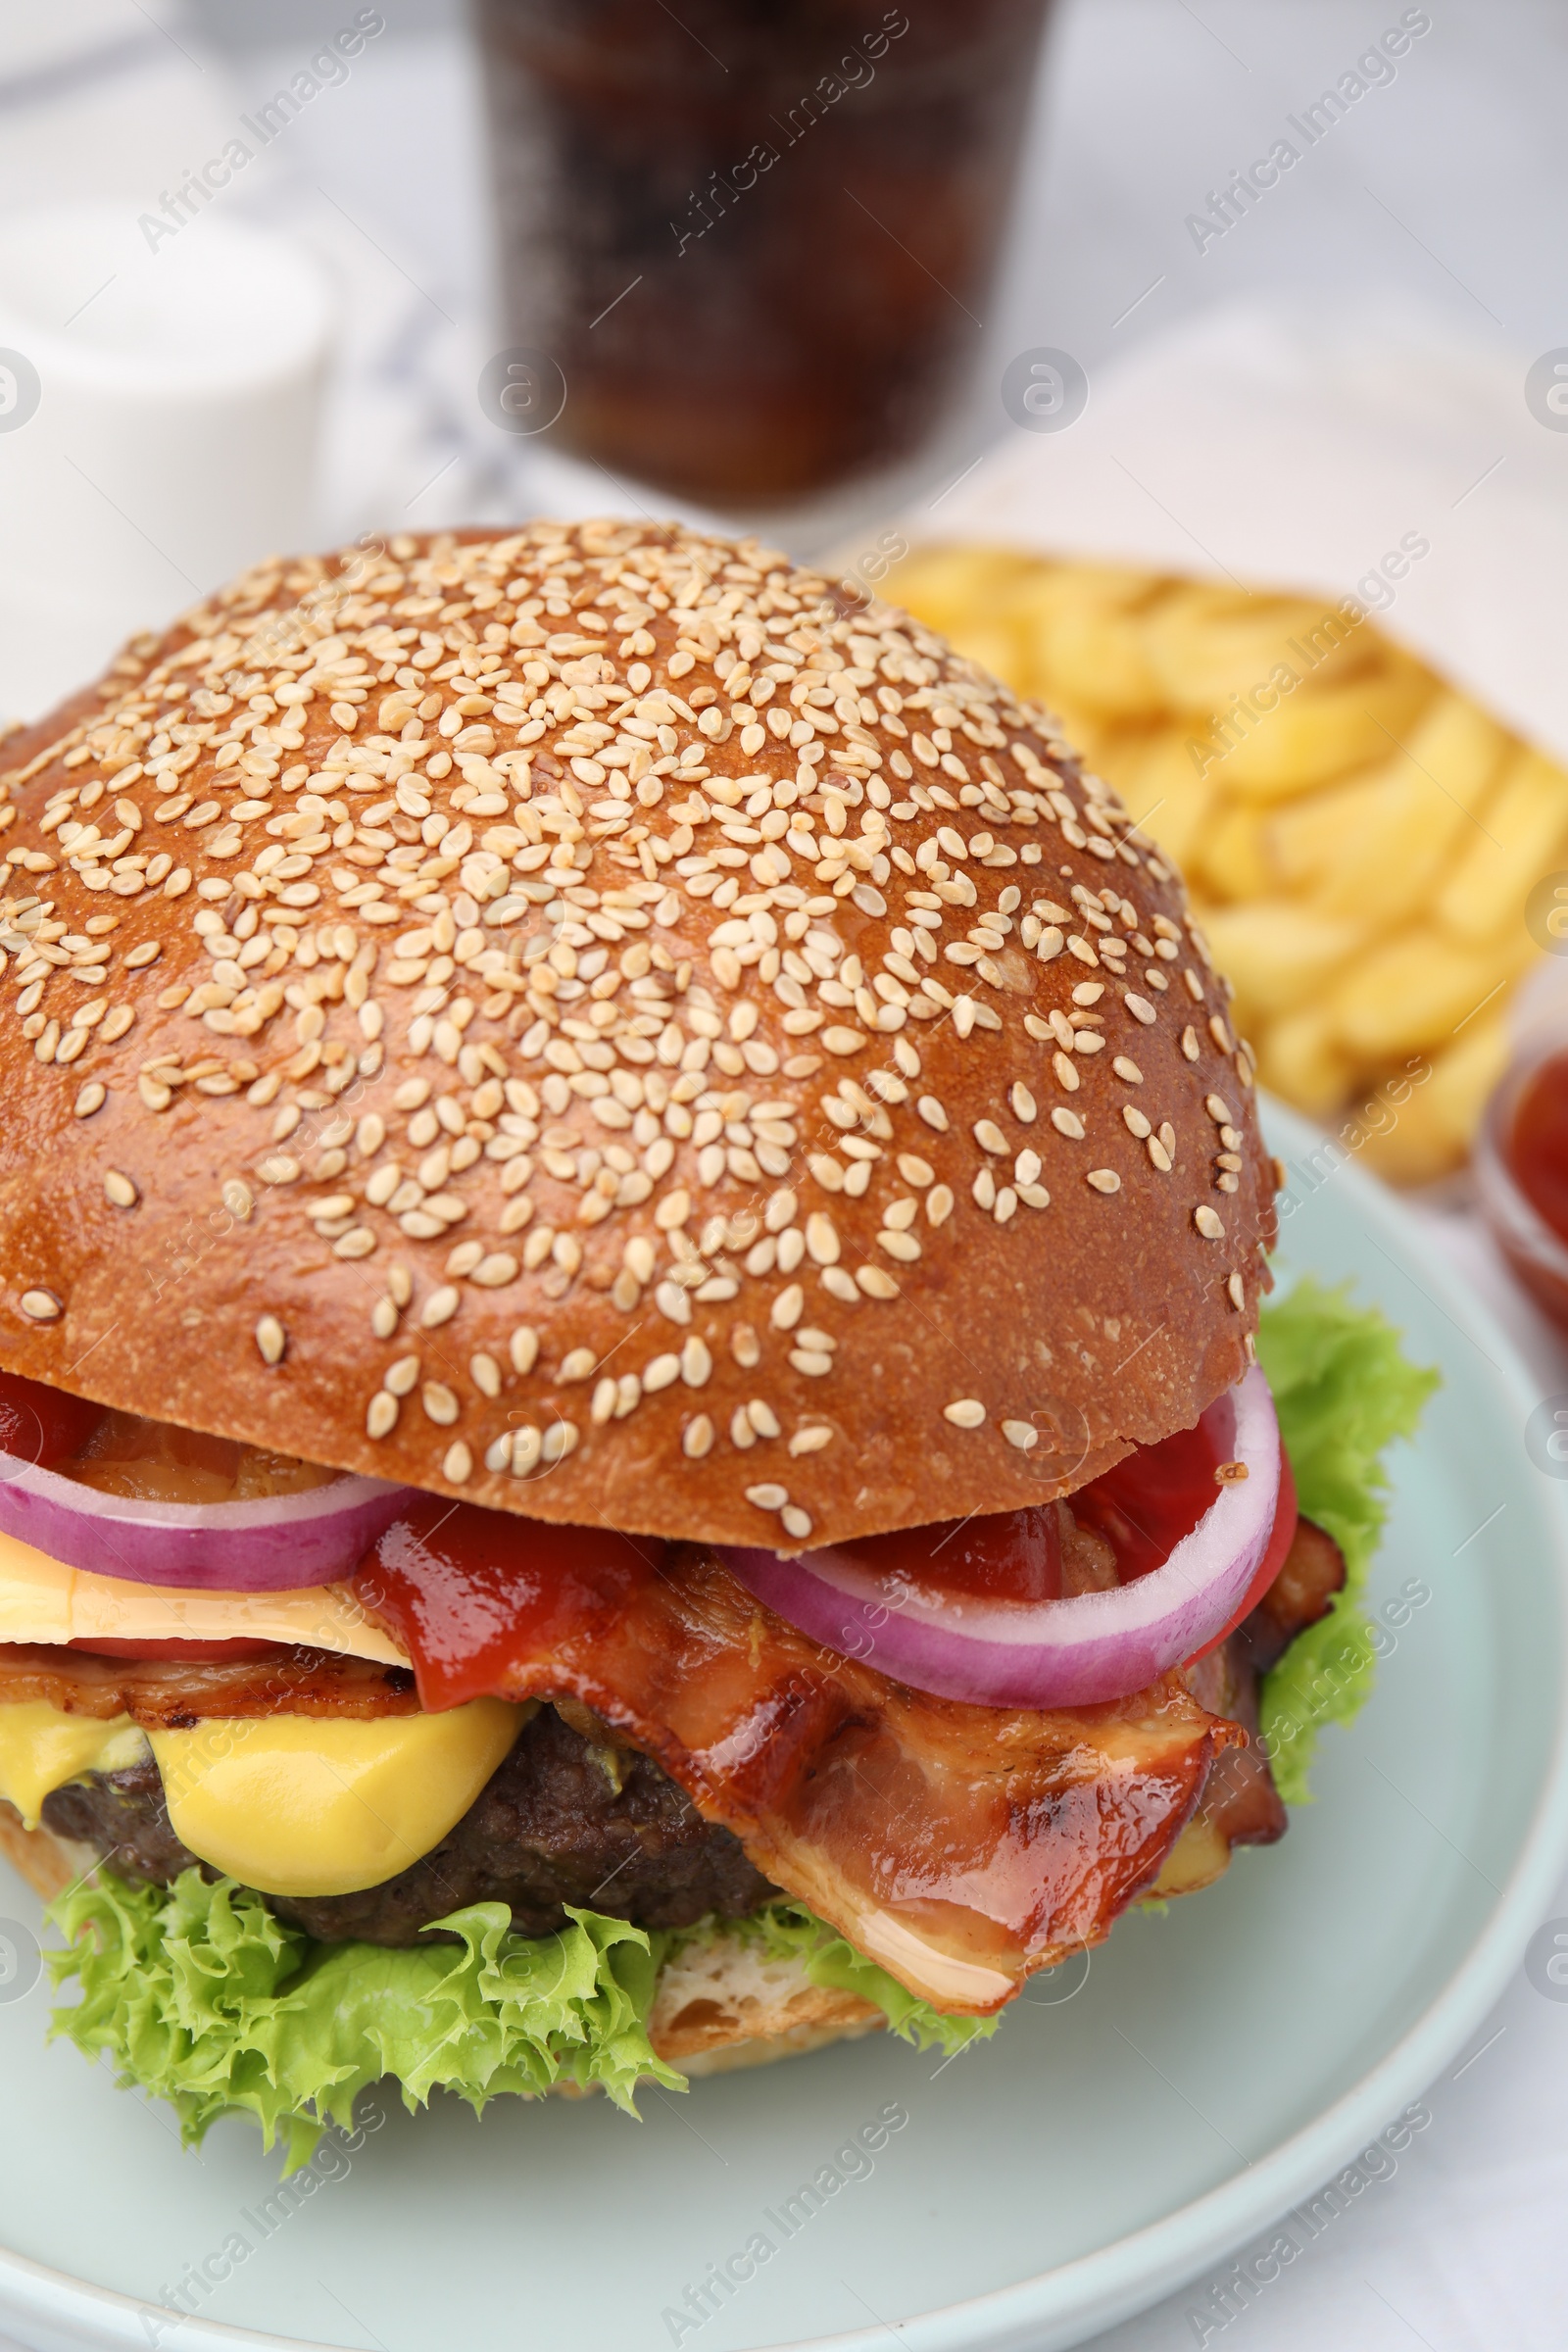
[838,1417,1225,1608]
[0,1370,103,1469]
[1504,1046,1568,1247]
[1070,1417,1226,1583]
[840,1506,1063,1603]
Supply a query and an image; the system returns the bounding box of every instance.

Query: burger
[0,522,1426,2165]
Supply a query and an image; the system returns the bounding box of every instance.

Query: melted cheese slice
[0,1693,528,1895]
[0,1528,406,1664]
[150,1701,527,1896]
[0,1703,150,1829]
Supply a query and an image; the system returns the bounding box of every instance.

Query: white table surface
[2,6,1568,2345]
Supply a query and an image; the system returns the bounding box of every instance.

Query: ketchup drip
[0,1370,102,1471]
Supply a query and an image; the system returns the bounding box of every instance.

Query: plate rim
[4,1098,1568,2352]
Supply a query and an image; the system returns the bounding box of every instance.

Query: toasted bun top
[0,523,1275,1549]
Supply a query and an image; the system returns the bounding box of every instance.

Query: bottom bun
[0,1811,883,2082]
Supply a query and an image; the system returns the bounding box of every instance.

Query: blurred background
[3,0,1568,1209]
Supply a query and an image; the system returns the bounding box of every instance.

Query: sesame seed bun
[0,522,1276,1549]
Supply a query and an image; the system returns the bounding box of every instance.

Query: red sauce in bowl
[1479,1041,1568,1333]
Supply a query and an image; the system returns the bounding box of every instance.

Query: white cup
[0,203,332,718]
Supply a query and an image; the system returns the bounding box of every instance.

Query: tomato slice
[64,1638,289,1663]
[0,1370,103,1471]
[1182,1444,1298,1666]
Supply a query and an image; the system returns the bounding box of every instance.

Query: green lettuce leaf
[1256,1279,1439,1803]
[47,1869,682,2171]
[45,1872,989,2167]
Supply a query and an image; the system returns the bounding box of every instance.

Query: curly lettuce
[47,1871,681,2170]
[46,1873,987,2168]
[1257,1280,1439,1803]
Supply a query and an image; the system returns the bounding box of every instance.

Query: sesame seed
[1124,994,1156,1025]
[1114,1056,1144,1084]
[1052,1107,1084,1140]
[1180,1026,1200,1061]
[470,1352,502,1398]
[560,1347,596,1382]
[1002,1419,1038,1450]
[74,1083,106,1119]
[781,1505,812,1540]
[1205,1094,1235,1124]
[255,1314,286,1366]
[788,1425,833,1455]
[681,1335,712,1386]
[371,1298,399,1341]
[1010,1083,1037,1122]
[645,1352,680,1392]
[1227,1271,1246,1309]
[1195,1204,1225,1239]
[511,1326,540,1374]
[541,1419,579,1464]
[385,1354,420,1397]
[419,1286,460,1329]
[511,1427,543,1475]
[682,1414,714,1458]
[103,1169,139,1208]
[944,1398,986,1429]
[444,1441,473,1484]
[973,1118,1006,1154]
[1086,1169,1120,1194]
[805,1212,840,1264]
[367,1391,399,1439]
[855,1265,899,1298]
[747,1483,789,1511]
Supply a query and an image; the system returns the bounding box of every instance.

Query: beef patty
[41,1701,778,1945]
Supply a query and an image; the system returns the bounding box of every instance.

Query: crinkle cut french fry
[1272,692,1510,926]
[1359,1016,1511,1184]
[1195,804,1275,904]
[1103,728,1217,869]
[1217,665,1432,799]
[1255,1008,1356,1120]
[1199,903,1364,1022]
[1433,749,1568,943]
[1329,925,1537,1059]
[1145,584,1378,710]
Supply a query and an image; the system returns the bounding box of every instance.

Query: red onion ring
[0,1445,416,1592]
[720,1368,1282,1708]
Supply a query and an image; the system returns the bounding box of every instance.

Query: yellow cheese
[150,1700,527,1897]
[0,1702,150,1829]
[0,1528,407,1666]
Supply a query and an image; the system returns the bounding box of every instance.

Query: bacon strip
[0,1643,417,1727]
[352,1507,1237,2013]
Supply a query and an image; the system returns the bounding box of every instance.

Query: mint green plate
[3,1098,1567,2352]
